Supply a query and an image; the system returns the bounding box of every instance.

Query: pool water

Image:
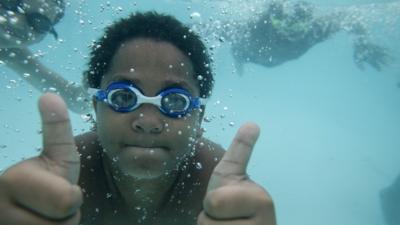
[0,1,399,225]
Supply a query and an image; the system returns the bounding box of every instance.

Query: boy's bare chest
[83,206,199,225]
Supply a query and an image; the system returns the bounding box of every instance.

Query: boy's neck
[101,154,181,216]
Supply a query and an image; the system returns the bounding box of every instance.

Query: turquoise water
[1,0,399,225]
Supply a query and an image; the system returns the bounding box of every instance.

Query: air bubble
[195,162,202,170]
[0,16,6,23]
[190,12,201,22]
[203,116,212,122]
[9,17,18,24]
[48,87,57,92]
[81,114,93,122]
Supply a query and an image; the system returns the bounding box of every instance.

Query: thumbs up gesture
[198,123,276,225]
[0,93,82,225]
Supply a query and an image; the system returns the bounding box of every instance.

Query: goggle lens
[161,93,190,113]
[109,88,138,110]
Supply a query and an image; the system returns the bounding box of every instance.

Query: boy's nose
[131,107,164,134]
[132,119,164,133]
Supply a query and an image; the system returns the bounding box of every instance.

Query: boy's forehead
[119,38,191,62]
[109,39,194,75]
[103,38,199,90]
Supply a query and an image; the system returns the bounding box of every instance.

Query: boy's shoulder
[74,132,110,222]
[165,137,225,211]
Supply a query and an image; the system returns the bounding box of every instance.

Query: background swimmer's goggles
[89,81,207,118]
[0,0,58,39]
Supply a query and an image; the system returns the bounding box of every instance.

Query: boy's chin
[120,165,170,180]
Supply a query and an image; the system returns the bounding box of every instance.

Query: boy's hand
[199,123,276,225]
[0,93,82,225]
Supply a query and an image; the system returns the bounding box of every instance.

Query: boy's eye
[162,93,189,112]
[110,89,137,108]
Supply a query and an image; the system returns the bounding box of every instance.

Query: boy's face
[0,0,61,47]
[94,38,204,179]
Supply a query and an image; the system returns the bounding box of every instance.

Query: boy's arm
[0,47,91,114]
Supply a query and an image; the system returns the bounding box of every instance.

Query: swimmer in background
[195,0,393,75]
[381,173,400,225]
[0,0,90,114]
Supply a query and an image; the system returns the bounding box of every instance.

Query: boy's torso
[75,132,224,225]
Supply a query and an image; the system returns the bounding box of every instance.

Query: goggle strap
[88,88,107,102]
[198,98,208,106]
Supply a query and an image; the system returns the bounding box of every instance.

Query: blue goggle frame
[89,81,207,118]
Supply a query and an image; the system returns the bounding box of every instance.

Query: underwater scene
[0,0,399,225]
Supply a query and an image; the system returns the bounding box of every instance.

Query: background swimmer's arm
[380,174,400,225]
[310,14,342,43]
[333,15,393,71]
[0,47,91,114]
[352,38,392,71]
[189,18,237,44]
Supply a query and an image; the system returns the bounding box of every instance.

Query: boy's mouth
[123,144,169,152]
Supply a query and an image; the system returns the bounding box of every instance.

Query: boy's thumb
[39,93,81,184]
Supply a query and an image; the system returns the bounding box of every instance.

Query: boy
[0,12,275,225]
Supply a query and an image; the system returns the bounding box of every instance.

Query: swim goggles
[0,0,59,39]
[88,81,207,118]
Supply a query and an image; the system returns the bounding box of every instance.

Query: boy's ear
[92,98,98,113]
[196,106,206,138]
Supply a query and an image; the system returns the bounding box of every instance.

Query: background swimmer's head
[0,0,65,48]
[83,11,214,99]
[292,1,314,21]
[267,0,285,19]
